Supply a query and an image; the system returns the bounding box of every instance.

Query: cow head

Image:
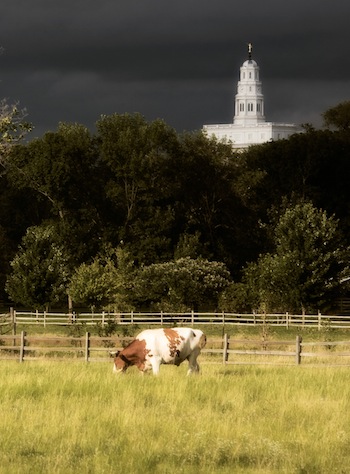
[110,350,129,374]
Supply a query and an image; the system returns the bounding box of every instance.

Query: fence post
[85,332,90,362]
[191,310,194,327]
[44,311,46,328]
[295,335,302,365]
[102,311,105,328]
[223,333,229,364]
[19,331,26,363]
[10,307,16,337]
[318,311,322,331]
[131,311,134,324]
[286,312,289,329]
[161,311,163,326]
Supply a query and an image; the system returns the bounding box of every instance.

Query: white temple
[203,44,300,149]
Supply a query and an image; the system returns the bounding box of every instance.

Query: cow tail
[199,333,207,349]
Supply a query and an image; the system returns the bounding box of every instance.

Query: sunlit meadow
[0,360,350,473]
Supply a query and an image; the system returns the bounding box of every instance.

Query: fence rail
[1,332,350,366]
[4,309,350,330]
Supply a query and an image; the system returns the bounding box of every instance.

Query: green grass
[0,361,350,473]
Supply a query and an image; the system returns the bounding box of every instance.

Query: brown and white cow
[111,327,206,375]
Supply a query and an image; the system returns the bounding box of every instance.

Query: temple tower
[203,43,301,150]
[234,43,265,125]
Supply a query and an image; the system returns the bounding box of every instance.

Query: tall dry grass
[0,360,349,473]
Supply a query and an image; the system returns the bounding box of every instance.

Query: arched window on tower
[239,103,244,112]
[248,103,254,112]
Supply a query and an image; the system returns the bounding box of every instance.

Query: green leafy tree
[235,202,348,313]
[136,257,232,311]
[7,123,97,218]
[323,101,350,132]
[0,98,32,163]
[174,231,208,259]
[5,225,71,309]
[7,123,109,264]
[96,113,180,264]
[69,258,119,312]
[238,127,350,243]
[96,114,254,273]
[0,95,39,300]
[173,132,255,272]
[69,247,136,311]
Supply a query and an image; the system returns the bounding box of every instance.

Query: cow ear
[109,350,120,358]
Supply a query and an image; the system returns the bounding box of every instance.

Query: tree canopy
[3,104,350,312]
[5,225,70,309]
[135,257,232,311]
[69,247,136,312]
[0,99,32,164]
[224,202,349,313]
[322,101,350,132]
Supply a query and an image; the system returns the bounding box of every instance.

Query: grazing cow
[111,327,206,375]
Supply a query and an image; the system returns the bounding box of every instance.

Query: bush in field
[69,247,136,312]
[69,258,119,312]
[5,224,70,309]
[135,257,232,311]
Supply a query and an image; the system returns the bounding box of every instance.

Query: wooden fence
[1,332,350,366]
[4,309,350,330]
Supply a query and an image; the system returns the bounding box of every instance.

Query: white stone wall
[203,122,300,150]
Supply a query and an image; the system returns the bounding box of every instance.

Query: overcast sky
[1,0,350,138]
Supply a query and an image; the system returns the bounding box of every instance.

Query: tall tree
[0,98,32,165]
[96,113,181,264]
[323,101,350,132]
[173,132,258,272]
[69,247,136,311]
[7,123,107,264]
[236,202,348,313]
[5,225,71,309]
[7,123,97,219]
[238,127,350,240]
[0,93,36,300]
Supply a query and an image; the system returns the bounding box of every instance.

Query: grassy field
[1,359,350,473]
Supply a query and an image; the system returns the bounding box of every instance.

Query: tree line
[1,102,350,313]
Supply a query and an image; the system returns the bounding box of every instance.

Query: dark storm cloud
[1,0,350,137]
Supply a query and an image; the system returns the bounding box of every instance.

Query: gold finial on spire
[248,42,253,60]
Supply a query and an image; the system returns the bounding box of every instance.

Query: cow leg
[187,351,200,375]
[150,357,161,375]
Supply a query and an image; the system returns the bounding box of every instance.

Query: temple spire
[234,44,265,125]
[248,42,253,60]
